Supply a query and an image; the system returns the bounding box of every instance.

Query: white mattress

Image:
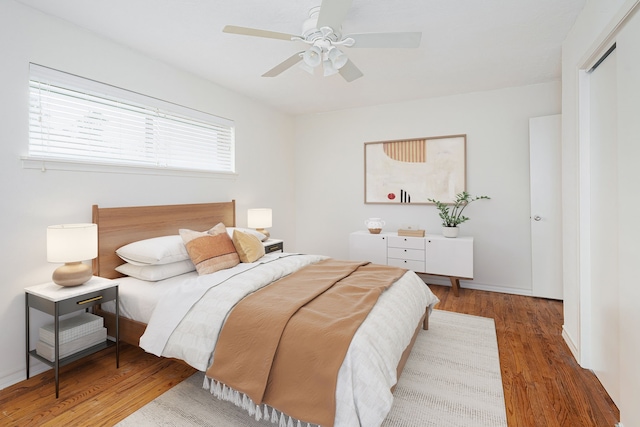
[100,271,198,324]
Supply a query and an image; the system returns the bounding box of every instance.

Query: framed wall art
[364,134,466,204]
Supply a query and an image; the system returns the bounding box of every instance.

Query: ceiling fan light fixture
[323,60,339,76]
[327,47,348,70]
[303,45,323,67]
[299,61,315,75]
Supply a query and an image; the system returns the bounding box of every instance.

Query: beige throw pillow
[232,229,266,263]
[179,225,239,275]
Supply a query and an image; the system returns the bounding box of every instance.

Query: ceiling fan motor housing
[302,6,341,43]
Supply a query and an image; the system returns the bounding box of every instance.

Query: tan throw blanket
[206,259,407,427]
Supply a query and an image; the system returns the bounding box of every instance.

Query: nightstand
[25,276,119,398]
[263,238,284,253]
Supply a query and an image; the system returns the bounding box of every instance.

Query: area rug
[116,310,507,427]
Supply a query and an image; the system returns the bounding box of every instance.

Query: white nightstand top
[25,276,117,302]
[263,238,283,245]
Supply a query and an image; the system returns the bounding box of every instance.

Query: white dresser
[349,231,473,296]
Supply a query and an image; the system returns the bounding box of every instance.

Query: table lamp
[247,208,272,239]
[47,223,98,287]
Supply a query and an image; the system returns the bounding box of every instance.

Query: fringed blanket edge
[203,376,320,427]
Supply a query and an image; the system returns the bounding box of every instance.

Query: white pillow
[225,227,267,242]
[115,259,196,281]
[116,235,189,266]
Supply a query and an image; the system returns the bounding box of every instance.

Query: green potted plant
[428,191,490,237]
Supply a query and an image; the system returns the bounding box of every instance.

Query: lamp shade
[247,209,272,229]
[47,223,98,263]
[323,60,339,76]
[302,46,322,68]
[327,47,348,69]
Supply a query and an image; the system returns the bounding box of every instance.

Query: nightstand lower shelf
[28,339,116,368]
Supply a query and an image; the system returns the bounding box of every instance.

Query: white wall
[0,1,295,389]
[294,82,561,294]
[562,0,640,425]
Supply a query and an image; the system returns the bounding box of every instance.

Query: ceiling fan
[223,0,421,82]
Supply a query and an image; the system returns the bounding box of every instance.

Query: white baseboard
[0,360,50,391]
[562,326,581,365]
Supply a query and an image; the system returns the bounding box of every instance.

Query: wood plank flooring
[432,284,619,427]
[0,284,619,426]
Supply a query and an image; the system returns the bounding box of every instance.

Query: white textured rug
[117,310,507,427]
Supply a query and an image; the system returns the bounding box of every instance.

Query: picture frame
[364,134,466,204]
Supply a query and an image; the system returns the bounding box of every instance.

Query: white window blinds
[28,64,235,174]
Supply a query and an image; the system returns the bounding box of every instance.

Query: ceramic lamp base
[256,228,270,239]
[52,262,92,287]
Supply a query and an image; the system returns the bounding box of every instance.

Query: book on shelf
[39,312,104,346]
[397,229,425,237]
[36,328,107,362]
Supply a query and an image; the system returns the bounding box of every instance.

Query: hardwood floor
[431,284,619,427]
[0,284,619,427]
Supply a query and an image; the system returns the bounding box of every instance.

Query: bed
[91,200,440,427]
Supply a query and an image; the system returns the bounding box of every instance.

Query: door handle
[533,215,542,221]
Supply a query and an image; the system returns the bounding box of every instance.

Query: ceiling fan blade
[223,25,298,41]
[317,0,354,31]
[339,59,363,82]
[346,32,422,48]
[262,52,304,77]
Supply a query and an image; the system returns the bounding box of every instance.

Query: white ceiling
[17,0,586,116]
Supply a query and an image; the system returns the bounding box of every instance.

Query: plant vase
[429,192,491,239]
[442,226,459,238]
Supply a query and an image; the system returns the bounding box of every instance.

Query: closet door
[588,46,619,406]
[615,11,640,425]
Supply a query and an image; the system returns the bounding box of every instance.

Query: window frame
[24,64,237,178]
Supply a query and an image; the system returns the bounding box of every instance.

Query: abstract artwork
[364,134,466,204]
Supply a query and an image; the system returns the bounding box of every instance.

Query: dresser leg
[449,277,460,297]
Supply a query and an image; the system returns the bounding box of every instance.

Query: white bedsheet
[99,252,290,324]
[137,254,440,427]
[100,272,197,324]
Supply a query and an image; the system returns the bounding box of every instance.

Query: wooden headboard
[92,200,236,279]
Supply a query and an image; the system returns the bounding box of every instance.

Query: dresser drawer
[388,235,425,250]
[57,287,118,315]
[387,258,426,272]
[388,247,425,261]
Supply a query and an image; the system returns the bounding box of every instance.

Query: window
[27,64,235,175]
